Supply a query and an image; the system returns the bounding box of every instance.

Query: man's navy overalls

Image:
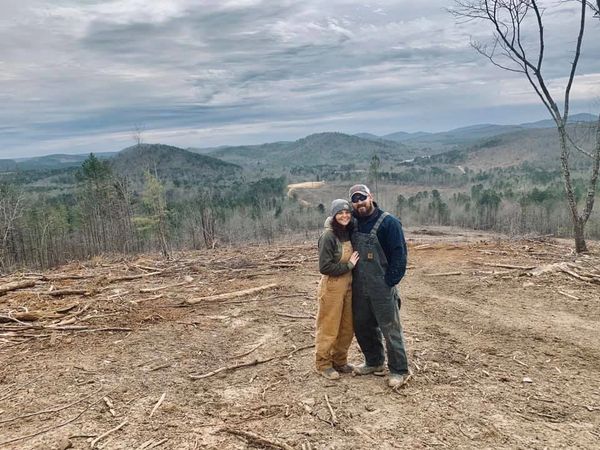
[351,211,409,375]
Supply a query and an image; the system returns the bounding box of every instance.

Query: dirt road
[0,230,599,449]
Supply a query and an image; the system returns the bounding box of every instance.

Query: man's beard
[356,204,374,217]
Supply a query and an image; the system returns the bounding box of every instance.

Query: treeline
[3,153,599,272]
[290,162,567,188]
[389,183,600,238]
[0,154,322,272]
[306,161,600,239]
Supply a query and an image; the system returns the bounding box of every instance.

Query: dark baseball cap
[349,184,371,198]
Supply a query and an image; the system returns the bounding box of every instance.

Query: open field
[0,229,599,449]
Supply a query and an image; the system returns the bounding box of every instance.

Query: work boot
[353,363,385,376]
[319,367,340,380]
[388,372,411,388]
[333,363,354,374]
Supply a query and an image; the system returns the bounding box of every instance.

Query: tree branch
[581,115,600,223]
[563,0,587,121]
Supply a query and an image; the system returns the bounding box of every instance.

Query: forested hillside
[111,144,241,186]
[207,132,418,169]
[0,147,296,271]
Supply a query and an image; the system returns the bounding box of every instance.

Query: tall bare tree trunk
[557,125,588,252]
[451,0,600,253]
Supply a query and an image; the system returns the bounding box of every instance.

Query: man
[349,183,410,388]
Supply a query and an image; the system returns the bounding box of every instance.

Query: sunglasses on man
[351,193,368,203]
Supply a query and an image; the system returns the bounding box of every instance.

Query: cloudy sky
[1,0,599,158]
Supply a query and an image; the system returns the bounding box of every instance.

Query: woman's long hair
[331,215,354,240]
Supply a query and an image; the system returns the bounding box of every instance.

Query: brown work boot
[319,367,340,380]
[333,363,354,374]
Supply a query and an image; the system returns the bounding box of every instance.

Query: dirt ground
[0,228,599,449]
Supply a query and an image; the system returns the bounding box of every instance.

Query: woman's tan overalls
[315,240,354,371]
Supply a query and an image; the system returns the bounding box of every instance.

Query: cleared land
[0,229,599,449]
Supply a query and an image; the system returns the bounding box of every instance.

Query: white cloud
[0,0,599,158]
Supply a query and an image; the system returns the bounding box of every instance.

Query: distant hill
[374,113,597,152]
[111,144,241,184]
[423,123,595,170]
[518,112,597,129]
[382,131,432,142]
[354,132,383,141]
[0,159,17,172]
[207,132,422,168]
[1,152,115,172]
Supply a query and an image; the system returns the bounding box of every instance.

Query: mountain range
[0,113,596,173]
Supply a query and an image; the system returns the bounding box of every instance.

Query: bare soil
[0,229,599,449]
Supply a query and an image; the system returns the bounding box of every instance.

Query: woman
[315,199,360,380]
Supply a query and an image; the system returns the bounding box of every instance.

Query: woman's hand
[349,251,360,266]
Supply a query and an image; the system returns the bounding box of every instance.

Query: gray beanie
[330,199,351,217]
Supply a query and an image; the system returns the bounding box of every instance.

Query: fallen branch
[220,427,295,450]
[559,266,599,283]
[275,312,315,320]
[481,263,536,270]
[0,387,102,425]
[134,264,163,272]
[513,355,528,367]
[73,327,133,333]
[139,281,187,293]
[186,283,278,305]
[133,294,164,305]
[107,271,162,284]
[423,272,462,277]
[457,424,475,440]
[231,341,264,359]
[0,375,43,402]
[103,396,116,417]
[324,394,338,426]
[147,363,172,372]
[0,314,38,324]
[413,244,433,250]
[136,438,169,450]
[90,420,128,448]
[0,325,132,333]
[55,303,80,313]
[41,274,94,281]
[0,396,99,447]
[190,344,312,379]
[149,392,166,417]
[0,280,36,296]
[558,290,580,300]
[79,313,121,322]
[190,359,269,380]
[353,427,377,443]
[45,289,94,297]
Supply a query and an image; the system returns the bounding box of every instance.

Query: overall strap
[370,212,389,236]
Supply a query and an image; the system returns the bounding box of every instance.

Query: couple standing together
[315,184,410,388]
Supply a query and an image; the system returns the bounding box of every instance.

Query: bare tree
[142,170,171,258]
[197,190,218,249]
[0,184,24,270]
[132,123,145,146]
[369,152,381,197]
[451,0,600,252]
